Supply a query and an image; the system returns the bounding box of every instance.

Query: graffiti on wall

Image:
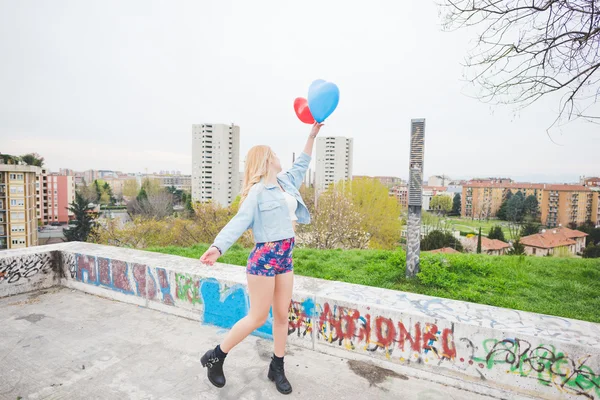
[467,337,600,399]
[66,253,599,399]
[0,253,54,285]
[199,278,273,338]
[73,254,174,305]
[315,302,456,362]
[175,273,202,305]
[288,298,314,338]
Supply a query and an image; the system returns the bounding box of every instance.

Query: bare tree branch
[441,0,600,126]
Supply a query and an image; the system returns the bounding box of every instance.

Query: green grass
[147,244,600,323]
[444,217,514,239]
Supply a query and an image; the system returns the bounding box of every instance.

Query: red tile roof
[555,226,588,238]
[466,237,510,251]
[520,230,577,249]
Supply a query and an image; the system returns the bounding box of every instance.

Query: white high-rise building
[192,123,240,206]
[315,136,353,192]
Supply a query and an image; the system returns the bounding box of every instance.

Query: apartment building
[191,123,240,206]
[315,136,353,192]
[0,164,41,249]
[462,182,598,227]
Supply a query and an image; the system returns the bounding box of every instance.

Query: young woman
[199,122,323,395]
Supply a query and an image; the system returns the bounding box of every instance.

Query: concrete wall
[1,242,599,399]
[0,246,58,296]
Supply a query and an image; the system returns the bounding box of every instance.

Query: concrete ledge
[1,242,599,399]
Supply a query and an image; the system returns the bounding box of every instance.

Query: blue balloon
[307,79,339,123]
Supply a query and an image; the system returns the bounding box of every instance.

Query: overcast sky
[1,0,598,183]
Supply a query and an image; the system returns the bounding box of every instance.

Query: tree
[181,191,188,206]
[123,179,139,198]
[136,187,148,203]
[129,191,174,219]
[523,195,539,220]
[430,195,452,216]
[451,193,461,216]
[20,153,44,167]
[506,192,525,223]
[94,180,102,202]
[77,179,98,203]
[185,197,195,218]
[299,185,368,249]
[64,192,96,242]
[520,221,541,237]
[476,227,482,254]
[497,190,513,220]
[345,178,403,249]
[508,239,526,256]
[140,178,163,195]
[103,182,116,205]
[442,1,600,126]
[583,244,600,259]
[421,230,463,252]
[166,186,184,205]
[577,221,600,246]
[488,226,505,242]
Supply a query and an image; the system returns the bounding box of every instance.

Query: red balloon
[293,97,315,124]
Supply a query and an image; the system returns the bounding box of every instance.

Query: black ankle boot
[268,355,292,395]
[200,348,226,388]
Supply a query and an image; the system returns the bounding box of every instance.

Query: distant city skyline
[1,1,598,184]
[8,162,595,186]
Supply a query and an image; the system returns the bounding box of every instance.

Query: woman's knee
[249,313,270,328]
[273,310,288,325]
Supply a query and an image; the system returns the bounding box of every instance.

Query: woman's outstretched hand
[310,122,324,138]
[200,247,221,266]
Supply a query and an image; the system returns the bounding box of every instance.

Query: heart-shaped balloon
[307,79,339,123]
[293,97,315,124]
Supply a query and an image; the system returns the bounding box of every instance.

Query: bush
[488,226,505,241]
[420,230,463,252]
[583,244,600,258]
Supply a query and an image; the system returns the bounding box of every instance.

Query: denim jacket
[211,152,312,255]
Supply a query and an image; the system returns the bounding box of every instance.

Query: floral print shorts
[246,237,295,277]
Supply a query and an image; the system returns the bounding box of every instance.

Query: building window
[12,238,26,245]
[9,185,25,194]
[11,225,25,233]
[10,211,25,220]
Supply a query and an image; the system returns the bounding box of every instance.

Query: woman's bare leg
[272,271,294,357]
[219,274,274,353]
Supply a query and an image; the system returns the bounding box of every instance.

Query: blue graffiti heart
[200,278,273,338]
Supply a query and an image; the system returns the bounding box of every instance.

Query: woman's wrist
[210,245,222,255]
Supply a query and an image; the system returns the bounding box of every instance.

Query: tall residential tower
[192,124,240,206]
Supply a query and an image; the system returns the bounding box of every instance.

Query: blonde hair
[240,145,275,204]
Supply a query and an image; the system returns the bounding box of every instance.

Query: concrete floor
[0,288,511,400]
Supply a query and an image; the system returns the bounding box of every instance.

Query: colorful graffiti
[65,253,600,399]
[199,278,273,338]
[73,255,174,305]
[288,298,314,338]
[0,253,54,285]
[469,338,600,399]
[315,302,456,362]
[175,273,202,305]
